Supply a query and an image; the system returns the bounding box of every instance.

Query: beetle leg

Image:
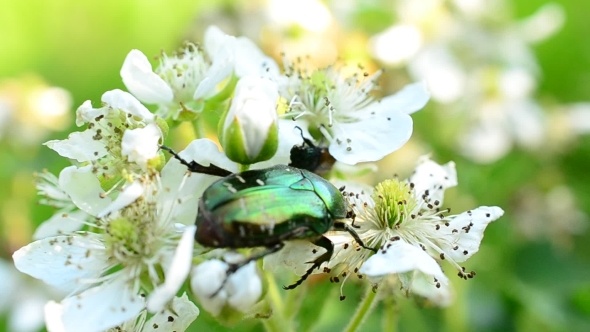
[283,235,334,290]
[210,243,285,298]
[333,222,377,252]
[160,145,233,177]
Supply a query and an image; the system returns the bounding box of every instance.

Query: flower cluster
[12,24,501,332]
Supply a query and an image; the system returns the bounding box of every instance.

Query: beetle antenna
[294,126,316,148]
[160,145,233,178]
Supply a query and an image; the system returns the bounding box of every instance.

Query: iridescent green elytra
[196,164,346,248]
[160,145,374,290]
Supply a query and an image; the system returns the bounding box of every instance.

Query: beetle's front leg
[283,235,334,290]
[333,222,377,252]
[160,145,233,177]
[210,243,285,297]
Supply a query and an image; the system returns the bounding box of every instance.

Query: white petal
[329,111,413,164]
[12,235,108,293]
[159,139,238,226]
[33,210,88,240]
[234,37,280,78]
[408,156,457,205]
[377,81,430,115]
[190,260,229,316]
[59,165,112,216]
[410,270,453,307]
[121,123,162,170]
[203,25,228,58]
[75,100,104,127]
[147,226,196,313]
[143,293,199,332]
[60,276,144,332]
[44,130,108,162]
[508,100,545,149]
[44,301,65,332]
[0,260,19,312]
[97,180,144,218]
[263,240,323,276]
[120,49,174,104]
[101,89,155,122]
[194,36,235,100]
[438,206,504,263]
[359,240,448,284]
[226,262,262,312]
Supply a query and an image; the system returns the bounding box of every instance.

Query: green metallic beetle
[161,143,374,289]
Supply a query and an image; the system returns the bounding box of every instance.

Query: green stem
[343,286,378,332]
[262,271,293,332]
[382,297,397,332]
[191,118,205,139]
[239,163,250,172]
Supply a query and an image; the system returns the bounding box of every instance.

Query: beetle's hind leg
[283,236,334,290]
[210,243,285,297]
[333,222,377,252]
[159,145,233,177]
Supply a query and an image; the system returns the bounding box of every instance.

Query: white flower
[220,76,279,164]
[204,26,279,79]
[121,123,162,171]
[45,293,199,332]
[267,156,503,305]
[44,89,161,182]
[278,63,430,164]
[121,41,234,119]
[13,163,201,331]
[190,257,262,316]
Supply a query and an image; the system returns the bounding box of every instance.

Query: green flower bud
[219,76,279,165]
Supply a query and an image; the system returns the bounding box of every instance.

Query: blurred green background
[1,0,589,331]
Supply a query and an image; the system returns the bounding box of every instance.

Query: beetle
[160,143,375,290]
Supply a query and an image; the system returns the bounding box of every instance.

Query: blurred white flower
[266,0,332,32]
[121,123,162,171]
[279,62,430,164]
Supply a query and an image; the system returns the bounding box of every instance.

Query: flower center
[156,43,209,103]
[373,179,416,228]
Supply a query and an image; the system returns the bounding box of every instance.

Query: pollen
[373,179,417,228]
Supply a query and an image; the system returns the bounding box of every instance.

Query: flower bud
[219,76,279,164]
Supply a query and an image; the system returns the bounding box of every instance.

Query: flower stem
[191,118,205,139]
[262,270,293,332]
[382,297,397,332]
[239,163,250,172]
[343,286,378,332]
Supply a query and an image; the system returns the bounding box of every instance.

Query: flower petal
[408,155,457,205]
[234,37,279,78]
[226,262,262,312]
[438,206,504,263]
[376,81,430,115]
[194,36,235,100]
[159,139,238,226]
[33,210,88,240]
[190,260,228,316]
[143,293,199,332]
[147,226,196,313]
[60,276,144,332]
[263,240,323,276]
[59,165,112,216]
[121,123,162,170]
[75,100,103,126]
[329,111,413,164]
[359,240,448,284]
[12,234,108,293]
[410,270,453,307]
[97,180,144,218]
[120,49,174,104]
[44,301,65,332]
[101,89,155,122]
[44,130,108,162]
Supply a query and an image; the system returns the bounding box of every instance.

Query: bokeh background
[1,0,589,331]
